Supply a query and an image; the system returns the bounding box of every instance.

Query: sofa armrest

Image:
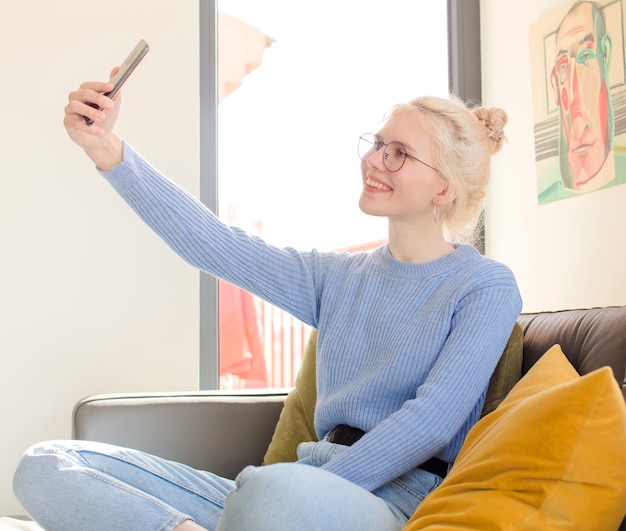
[72,390,288,479]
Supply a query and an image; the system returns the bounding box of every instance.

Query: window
[199,0,480,389]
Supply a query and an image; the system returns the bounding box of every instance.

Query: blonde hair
[391,94,508,244]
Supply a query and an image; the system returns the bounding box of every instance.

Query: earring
[433,203,441,224]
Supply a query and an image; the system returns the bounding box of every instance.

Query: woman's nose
[365,147,385,170]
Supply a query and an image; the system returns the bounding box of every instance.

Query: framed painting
[529,0,626,204]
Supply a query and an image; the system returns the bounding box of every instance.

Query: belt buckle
[324,424,365,446]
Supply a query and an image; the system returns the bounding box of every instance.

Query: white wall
[481,0,626,312]
[0,1,199,514]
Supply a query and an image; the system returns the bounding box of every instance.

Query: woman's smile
[364,175,393,192]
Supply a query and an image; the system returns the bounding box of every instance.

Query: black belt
[323,424,449,478]
[324,424,365,446]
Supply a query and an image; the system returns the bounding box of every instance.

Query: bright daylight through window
[213,0,449,389]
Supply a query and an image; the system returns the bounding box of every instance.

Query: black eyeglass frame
[357,133,438,173]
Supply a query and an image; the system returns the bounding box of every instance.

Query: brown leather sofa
[6,307,623,529]
[517,307,626,401]
[68,306,626,529]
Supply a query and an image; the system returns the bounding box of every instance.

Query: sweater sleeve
[99,142,323,327]
[320,275,522,491]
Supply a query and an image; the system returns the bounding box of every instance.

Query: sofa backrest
[517,306,626,400]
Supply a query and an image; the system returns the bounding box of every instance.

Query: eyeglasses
[357,133,437,173]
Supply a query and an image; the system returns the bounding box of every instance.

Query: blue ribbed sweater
[100,143,522,492]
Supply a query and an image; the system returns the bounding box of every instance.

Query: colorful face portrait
[550,1,614,191]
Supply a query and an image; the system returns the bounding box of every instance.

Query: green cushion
[481,322,524,416]
[263,330,319,464]
[263,323,524,465]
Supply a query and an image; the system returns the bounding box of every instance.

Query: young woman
[13,79,522,530]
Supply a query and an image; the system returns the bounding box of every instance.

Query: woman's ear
[434,182,457,206]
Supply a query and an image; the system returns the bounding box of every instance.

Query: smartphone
[83,39,151,125]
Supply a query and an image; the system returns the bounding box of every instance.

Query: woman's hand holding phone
[64,40,150,170]
[64,75,124,170]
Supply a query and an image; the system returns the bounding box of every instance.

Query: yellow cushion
[405,345,626,530]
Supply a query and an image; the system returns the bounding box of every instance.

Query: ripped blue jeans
[13,439,442,530]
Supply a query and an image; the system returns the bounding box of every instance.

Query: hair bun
[473,107,508,154]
